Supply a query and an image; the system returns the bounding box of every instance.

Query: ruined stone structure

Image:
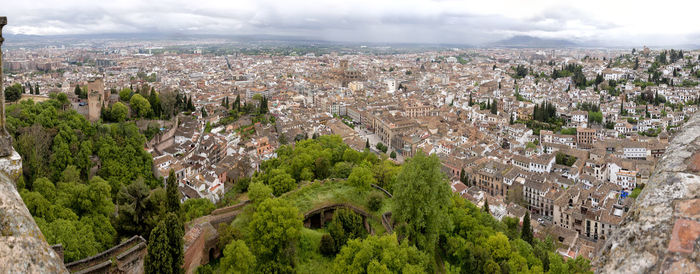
[183,200,250,274]
[64,236,146,274]
[596,111,700,273]
[303,203,378,233]
[87,77,105,122]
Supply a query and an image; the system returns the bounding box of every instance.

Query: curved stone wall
[595,112,700,273]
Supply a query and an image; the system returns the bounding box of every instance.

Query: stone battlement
[595,112,700,273]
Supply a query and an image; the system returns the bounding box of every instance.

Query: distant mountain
[489,35,579,48]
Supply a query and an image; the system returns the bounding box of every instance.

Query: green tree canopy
[248,198,302,272]
[129,94,152,118]
[393,151,452,252]
[332,234,432,273]
[220,240,257,274]
[5,83,23,102]
[347,164,376,189]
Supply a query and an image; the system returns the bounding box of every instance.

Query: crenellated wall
[595,112,700,273]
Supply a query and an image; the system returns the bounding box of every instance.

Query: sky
[3,0,700,46]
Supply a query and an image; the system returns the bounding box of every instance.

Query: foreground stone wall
[0,166,68,273]
[595,112,700,273]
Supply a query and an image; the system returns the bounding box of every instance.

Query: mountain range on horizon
[3,32,698,49]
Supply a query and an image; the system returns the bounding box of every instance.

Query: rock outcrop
[595,112,700,273]
[0,169,68,273]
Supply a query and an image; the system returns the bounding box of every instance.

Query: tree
[110,102,129,122]
[233,94,241,111]
[248,198,302,272]
[368,191,384,211]
[483,198,490,214]
[74,85,82,97]
[115,179,151,236]
[220,240,256,273]
[129,94,152,118]
[248,181,273,205]
[279,133,288,145]
[332,234,432,273]
[267,168,296,196]
[319,234,336,256]
[166,170,180,213]
[163,213,184,272]
[5,83,23,102]
[56,93,70,111]
[390,151,397,159]
[159,90,177,118]
[393,151,452,252]
[76,141,93,178]
[347,165,376,189]
[365,139,370,149]
[148,89,161,118]
[119,88,133,101]
[144,220,173,274]
[201,107,208,118]
[522,211,534,244]
[328,209,367,252]
[490,99,498,114]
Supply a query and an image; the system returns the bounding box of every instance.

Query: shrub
[368,191,384,211]
[319,234,336,256]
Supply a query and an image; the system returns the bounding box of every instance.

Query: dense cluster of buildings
[5,42,700,261]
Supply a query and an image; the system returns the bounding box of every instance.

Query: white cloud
[2,0,700,45]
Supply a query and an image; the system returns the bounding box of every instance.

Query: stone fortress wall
[595,111,700,273]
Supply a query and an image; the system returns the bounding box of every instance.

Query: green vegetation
[522,101,565,135]
[182,198,216,222]
[552,64,589,89]
[561,127,577,135]
[205,137,592,273]
[630,184,645,199]
[7,98,189,263]
[22,175,114,262]
[144,213,184,274]
[333,234,432,273]
[4,83,23,102]
[326,208,367,254]
[248,198,303,273]
[512,64,529,79]
[394,151,451,252]
[556,152,577,167]
[375,142,388,153]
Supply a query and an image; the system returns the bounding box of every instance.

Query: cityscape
[1,1,700,273]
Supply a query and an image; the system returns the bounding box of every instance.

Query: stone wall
[595,112,700,273]
[64,235,146,274]
[0,158,68,273]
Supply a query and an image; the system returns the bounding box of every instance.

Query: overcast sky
[3,0,700,46]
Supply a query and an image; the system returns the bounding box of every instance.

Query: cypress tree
[483,198,490,214]
[144,222,173,274]
[166,169,180,213]
[522,211,534,244]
